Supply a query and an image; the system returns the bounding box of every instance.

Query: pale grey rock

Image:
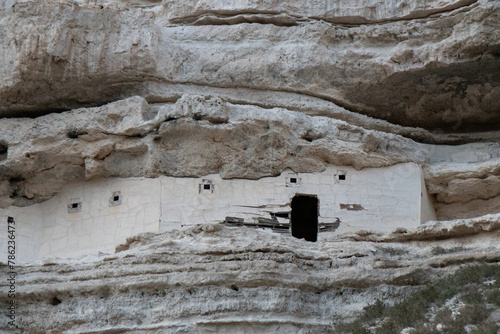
[0,0,498,132]
[435,196,500,220]
[1,219,500,333]
[1,92,500,220]
[162,0,479,24]
[0,95,425,206]
[0,0,498,333]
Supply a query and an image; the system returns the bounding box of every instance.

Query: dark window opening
[290,177,297,183]
[199,180,214,194]
[109,192,122,207]
[68,201,82,213]
[291,195,318,242]
[338,174,346,180]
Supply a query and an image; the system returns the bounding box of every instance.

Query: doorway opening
[291,195,318,242]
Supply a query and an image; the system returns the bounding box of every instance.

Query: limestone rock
[1,92,500,219]
[0,95,429,207]
[0,0,498,131]
[2,221,500,333]
[0,0,499,331]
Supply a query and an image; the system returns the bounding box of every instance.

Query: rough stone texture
[1,219,500,333]
[1,94,500,219]
[0,0,498,217]
[0,0,499,332]
[0,95,429,208]
[0,0,498,131]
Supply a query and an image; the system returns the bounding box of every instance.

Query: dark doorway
[291,195,318,242]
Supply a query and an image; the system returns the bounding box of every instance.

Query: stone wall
[0,178,160,263]
[0,163,434,263]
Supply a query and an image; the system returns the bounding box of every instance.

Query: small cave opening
[0,142,7,161]
[50,297,62,306]
[9,176,25,186]
[66,128,89,139]
[301,131,324,143]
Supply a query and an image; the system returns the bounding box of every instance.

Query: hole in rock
[50,297,62,306]
[9,176,24,184]
[113,195,120,201]
[338,174,346,181]
[203,184,211,190]
[66,128,88,139]
[290,177,297,183]
[0,142,7,160]
[291,195,318,242]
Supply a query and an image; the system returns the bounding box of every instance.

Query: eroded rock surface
[1,219,500,333]
[0,0,498,131]
[0,0,498,218]
[0,0,499,332]
[1,94,500,219]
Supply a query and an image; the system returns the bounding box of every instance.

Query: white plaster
[420,170,437,223]
[0,163,435,263]
[0,178,160,263]
[159,163,430,235]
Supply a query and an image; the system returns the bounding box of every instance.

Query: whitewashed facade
[0,163,435,262]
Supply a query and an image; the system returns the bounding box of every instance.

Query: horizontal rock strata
[1,220,500,333]
[0,0,498,132]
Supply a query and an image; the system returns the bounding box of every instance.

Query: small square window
[286,174,300,187]
[109,191,122,207]
[338,175,346,181]
[199,180,214,194]
[68,201,82,213]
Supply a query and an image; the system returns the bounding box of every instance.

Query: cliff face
[0,0,499,332]
[1,94,500,219]
[6,219,500,333]
[0,0,499,216]
[1,0,499,130]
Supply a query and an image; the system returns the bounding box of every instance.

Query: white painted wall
[0,178,160,263]
[160,163,427,234]
[0,205,42,264]
[0,163,435,263]
[420,171,437,223]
